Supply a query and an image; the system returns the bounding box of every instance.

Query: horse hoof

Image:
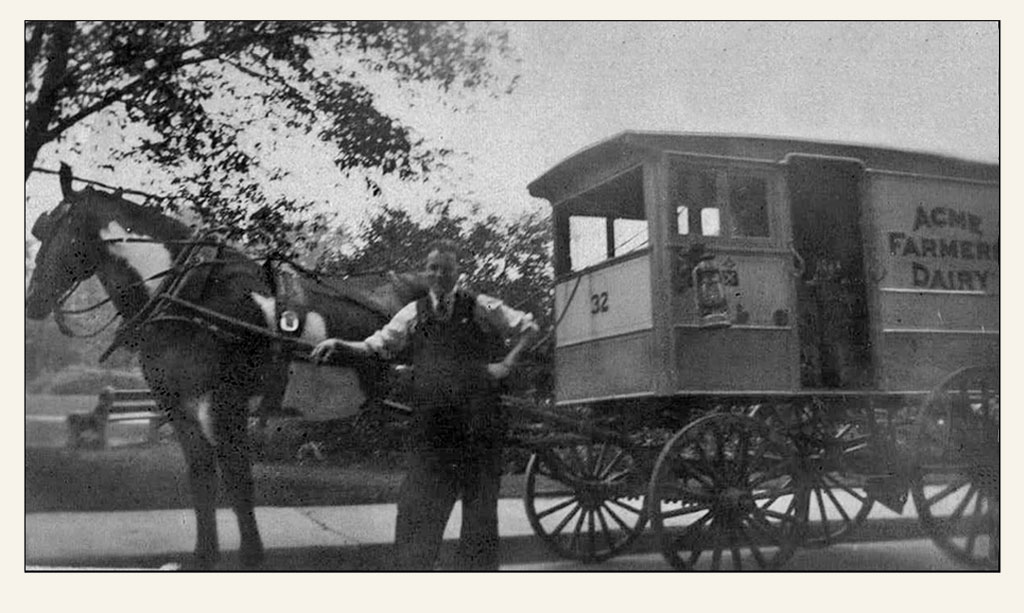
[240,545,265,569]
[191,551,220,571]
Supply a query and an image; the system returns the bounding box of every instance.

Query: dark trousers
[394,440,502,570]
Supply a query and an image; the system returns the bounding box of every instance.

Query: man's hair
[425,239,461,261]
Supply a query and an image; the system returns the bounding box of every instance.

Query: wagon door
[786,156,873,389]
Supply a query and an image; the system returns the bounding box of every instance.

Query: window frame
[667,156,779,247]
[552,164,650,278]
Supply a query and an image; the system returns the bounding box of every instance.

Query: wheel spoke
[746,511,783,547]
[568,508,587,554]
[602,502,634,532]
[671,510,713,548]
[608,498,643,515]
[587,509,597,558]
[947,484,977,525]
[814,487,829,525]
[729,532,743,571]
[710,524,723,571]
[596,506,615,552]
[536,496,580,519]
[925,476,972,507]
[822,482,853,525]
[964,492,984,557]
[550,504,581,537]
[759,506,801,526]
[821,473,870,504]
[834,423,854,440]
[737,427,751,479]
[533,489,578,499]
[739,519,767,567]
[589,443,607,476]
[597,448,626,480]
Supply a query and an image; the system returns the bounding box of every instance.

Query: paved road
[503,538,970,571]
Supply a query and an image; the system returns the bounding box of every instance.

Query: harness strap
[98,230,223,362]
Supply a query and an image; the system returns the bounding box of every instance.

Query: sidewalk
[26,496,927,571]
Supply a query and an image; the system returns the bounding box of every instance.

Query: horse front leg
[171,404,221,569]
[213,389,265,568]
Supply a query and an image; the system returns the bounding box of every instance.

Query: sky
[24,21,1000,241]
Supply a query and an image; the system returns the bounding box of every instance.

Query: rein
[53,234,227,340]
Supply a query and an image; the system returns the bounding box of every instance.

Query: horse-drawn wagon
[520,131,999,570]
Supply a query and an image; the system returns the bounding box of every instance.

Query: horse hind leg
[213,389,265,568]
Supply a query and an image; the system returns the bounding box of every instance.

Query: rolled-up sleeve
[364,301,418,359]
[475,294,538,338]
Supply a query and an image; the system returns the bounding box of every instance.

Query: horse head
[26,164,190,321]
[26,164,106,320]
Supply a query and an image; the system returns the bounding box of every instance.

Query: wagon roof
[527,131,999,202]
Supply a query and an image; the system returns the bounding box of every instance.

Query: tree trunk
[25,21,75,182]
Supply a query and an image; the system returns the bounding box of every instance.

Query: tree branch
[25,22,45,84]
[45,53,217,140]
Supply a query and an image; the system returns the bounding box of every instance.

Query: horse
[26,164,429,569]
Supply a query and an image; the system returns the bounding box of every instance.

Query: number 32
[590,292,609,314]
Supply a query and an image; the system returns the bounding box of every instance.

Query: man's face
[425,249,459,295]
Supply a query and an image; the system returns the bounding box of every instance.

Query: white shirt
[364,290,537,359]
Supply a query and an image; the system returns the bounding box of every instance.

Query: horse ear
[59,163,75,198]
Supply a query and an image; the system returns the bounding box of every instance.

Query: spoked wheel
[912,366,999,569]
[750,403,875,547]
[648,414,808,571]
[524,441,648,562]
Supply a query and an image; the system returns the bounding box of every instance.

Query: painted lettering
[928,269,950,290]
[912,262,930,287]
[975,270,989,291]
[913,206,931,231]
[902,236,920,257]
[960,240,974,260]
[920,238,937,257]
[957,270,974,291]
[939,239,959,259]
[969,213,983,236]
[888,231,906,255]
[911,262,990,291]
[896,207,995,292]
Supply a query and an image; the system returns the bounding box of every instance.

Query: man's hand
[310,339,342,364]
[486,362,512,380]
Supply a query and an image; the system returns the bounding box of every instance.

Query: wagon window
[554,166,647,275]
[569,216,606,271]
[730,175,769,237]
[672,168,719,237]
[613,218,649,255]
[670,161,772,239]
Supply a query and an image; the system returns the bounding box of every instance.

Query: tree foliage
[25,21,519,254]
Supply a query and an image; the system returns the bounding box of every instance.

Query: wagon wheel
[648,413,808,570]
[750,403,875,547]
[524,441,648,562]
[911,366,999,569]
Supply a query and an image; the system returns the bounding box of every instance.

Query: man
[311,240,539,570]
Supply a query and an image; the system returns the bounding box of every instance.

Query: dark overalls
[394,291,505,570]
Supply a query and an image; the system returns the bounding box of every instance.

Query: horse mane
[77,186,193,240]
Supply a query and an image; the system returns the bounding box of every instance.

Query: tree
[25,21,519,253]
